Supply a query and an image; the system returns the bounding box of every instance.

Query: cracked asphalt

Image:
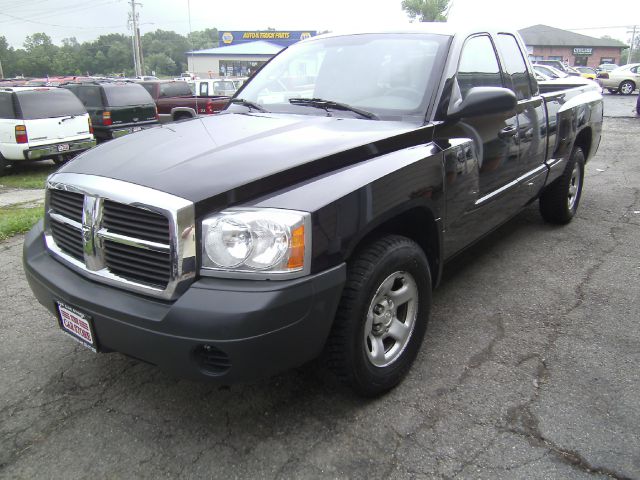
[1,95,639,479]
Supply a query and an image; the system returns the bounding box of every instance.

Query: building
[519,25,627,68]
[187,30,316,78]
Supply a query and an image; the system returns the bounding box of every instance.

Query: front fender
[251,142,446,274]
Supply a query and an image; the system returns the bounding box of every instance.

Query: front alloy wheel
[364,271,419,368]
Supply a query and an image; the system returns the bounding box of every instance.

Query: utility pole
[137,27,145,75]
[128,0,142,76]
[628,25,637,64]
[0,59,4,79]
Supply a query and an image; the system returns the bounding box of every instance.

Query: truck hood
[61,112,432,214]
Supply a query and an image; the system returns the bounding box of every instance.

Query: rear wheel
[173,113,192,122]
[539,147,585,224]
[0,153,10,176]
[326,235,431,397]
[619,80,635,95]
[53,155,68,166]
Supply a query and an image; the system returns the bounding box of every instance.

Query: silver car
[598,63,640,95]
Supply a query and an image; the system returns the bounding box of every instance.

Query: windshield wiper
[289,98,379,120]
[230,98,268,113]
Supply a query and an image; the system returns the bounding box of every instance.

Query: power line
[0,11,125,30]
[0,0,121,26]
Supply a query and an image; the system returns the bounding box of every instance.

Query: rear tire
[173,113,192,122]
[325,235,432,397]
[0,153,10,176]
[539,147,585,224]
[619,80,635,95]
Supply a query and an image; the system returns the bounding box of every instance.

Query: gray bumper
[25,138,96,160]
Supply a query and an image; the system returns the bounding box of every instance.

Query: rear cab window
[495,33,535,99]
[159,82,192,97]
[104,85,154,107]
[0,92,16,119]
[15,89,87,119]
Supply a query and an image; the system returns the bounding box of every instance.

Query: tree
[0,36,18,77]
[141,30,190,74]
[401,0,450,22]
[187,28,218,51]
[146,53,176,76]
[20,33,58,76]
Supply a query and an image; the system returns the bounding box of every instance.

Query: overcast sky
[1,0,638,48]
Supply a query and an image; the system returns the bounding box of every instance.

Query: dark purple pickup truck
[140,80,229,122]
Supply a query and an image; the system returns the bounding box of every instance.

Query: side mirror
[447,87,517,121]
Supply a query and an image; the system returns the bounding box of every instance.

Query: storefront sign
[219,31,316,46]
[573,47,593,56]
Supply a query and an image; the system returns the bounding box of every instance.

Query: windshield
[17,89,86,119]
[535,65,568,79]
[235,33,450,120]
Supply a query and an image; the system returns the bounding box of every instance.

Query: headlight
[201,208,311,278]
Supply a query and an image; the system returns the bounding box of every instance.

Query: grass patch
[0,163,56,189]
[0,205,44,241]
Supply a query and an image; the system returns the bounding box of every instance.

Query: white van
[0,87,96,173]
[192,79,237,97]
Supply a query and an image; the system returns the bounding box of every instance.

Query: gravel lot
[1,94,639,479]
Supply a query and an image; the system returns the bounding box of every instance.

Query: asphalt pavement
[1,94,639,479]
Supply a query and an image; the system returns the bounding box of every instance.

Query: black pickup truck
[24,26,603,396]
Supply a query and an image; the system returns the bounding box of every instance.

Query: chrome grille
[103,200,170,244]
[44,173,196,300]
[104,239,171,287]
[50,220,84,261]
[50,189,83,222]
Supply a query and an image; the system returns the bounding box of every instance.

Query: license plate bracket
[57,302,98,352]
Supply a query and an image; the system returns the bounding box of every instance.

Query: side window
[199,82,208,96]
[496,34,532,100]
[77,86,102,108]
[0,93,15,119]
[457,35,503,99]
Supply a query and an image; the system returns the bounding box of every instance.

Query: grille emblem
[82,195,104,271]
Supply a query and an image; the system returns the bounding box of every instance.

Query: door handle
[498,126,518,139]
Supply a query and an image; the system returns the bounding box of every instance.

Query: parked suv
[62,81,158,142]
[0,87,95,174]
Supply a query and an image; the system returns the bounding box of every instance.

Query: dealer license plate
[57,302,97,352]
[57,144,70,152]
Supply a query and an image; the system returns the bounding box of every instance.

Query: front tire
[326,235,431,397]
[539,147,585,224]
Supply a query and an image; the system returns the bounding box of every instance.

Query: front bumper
[24,138,96,160]
[23,222,346,382]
